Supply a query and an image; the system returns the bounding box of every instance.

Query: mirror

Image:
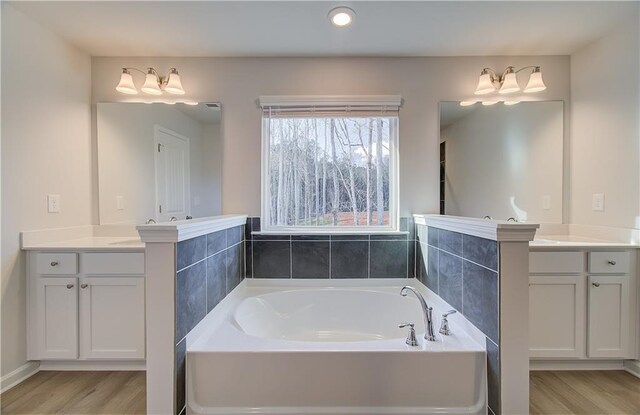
[439,101,564,223]
[97,102,222,225]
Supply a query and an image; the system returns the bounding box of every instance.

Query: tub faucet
[400,286,436,341]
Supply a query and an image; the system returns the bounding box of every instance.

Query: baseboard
[1,361,40,393]
[530,359,624,371]
[623,359,640,378]
[38,360,146,371]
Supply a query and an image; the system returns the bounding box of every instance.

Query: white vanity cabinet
[27,250,146,362]
[529,249,637,361]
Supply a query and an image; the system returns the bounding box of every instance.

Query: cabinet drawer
[36,253,78,275]
[530,252,584,274]
[589,251,630,274]
[83,253,145,275]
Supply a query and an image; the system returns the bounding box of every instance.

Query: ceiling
[440,102,476,129]
[8,1,638,57]
[176,102,221,124]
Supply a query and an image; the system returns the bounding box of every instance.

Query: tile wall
[416,224,501,415]
[244,217,416,279]
[174,225,245,415]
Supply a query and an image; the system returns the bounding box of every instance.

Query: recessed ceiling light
[328,7,355,28]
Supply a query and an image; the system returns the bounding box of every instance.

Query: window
[260,96,400,232]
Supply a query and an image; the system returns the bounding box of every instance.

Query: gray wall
[1,4,92,378]
[90,56,572,218]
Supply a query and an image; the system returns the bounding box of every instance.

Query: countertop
[21,236,145,251]
[530,235,639,250]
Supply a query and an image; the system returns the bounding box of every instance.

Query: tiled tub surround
[175,225,245,414]
[414,214,538,415]
[244,216,416,279]
[417,226,500,413]
[137,215,248,415]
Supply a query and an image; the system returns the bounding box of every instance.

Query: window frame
[259,97,400,234]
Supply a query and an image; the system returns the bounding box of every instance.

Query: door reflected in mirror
[439,101,564,223]
[97,102,222,225]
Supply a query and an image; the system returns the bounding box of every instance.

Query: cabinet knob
[80,284,88,289]
[66,284,74,289]
[50,261,59,267]
[592,282,601,287]
[607,260,617,266]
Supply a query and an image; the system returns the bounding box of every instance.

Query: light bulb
[164,69,185,95]
[504,100,520,106]
[141,69,162,95]
[115,69,138,95]
[459,100,477,107]
[328,7,355,27]
[474,70,496,95]
[482,100,499,106]
[499,69,520,94]
[524,67,546,93]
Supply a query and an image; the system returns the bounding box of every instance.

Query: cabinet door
[529,275,586,358]
[79,277,145,359]
[587,275,630,358]
[35,277,78,359]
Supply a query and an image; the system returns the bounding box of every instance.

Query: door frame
[153,125,191,221]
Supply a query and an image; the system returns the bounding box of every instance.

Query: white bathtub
[187,279,486,415]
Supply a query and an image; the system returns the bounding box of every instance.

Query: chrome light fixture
[524,67,546,93]
[115,67,186,95]
[115,69,138,95]
[474,66,546,96]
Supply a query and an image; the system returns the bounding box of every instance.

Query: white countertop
[22,236,145,251]
[530,235,639,249]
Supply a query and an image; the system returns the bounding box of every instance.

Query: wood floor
[1,371,145,414]
[1,370,638,414]
[530,371,640,414]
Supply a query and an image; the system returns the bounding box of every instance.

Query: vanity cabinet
[28,250,145,362]
[529,249,636,361]
[529,274,585,358]
[34,277,79,359]
[587,275,630,358]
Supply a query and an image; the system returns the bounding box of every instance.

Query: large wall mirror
[439,101,564,223]
[97,102,222,225]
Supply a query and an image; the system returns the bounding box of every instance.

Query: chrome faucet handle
[439,310,457,335]
[398,323,419,347]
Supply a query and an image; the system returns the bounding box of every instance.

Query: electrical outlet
[592,193,605,212]
[542,195,551,210]
[47,194,61,213]
[116,196,125,211]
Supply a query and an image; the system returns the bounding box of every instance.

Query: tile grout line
[176,240,243,274]
[429,244,498,274]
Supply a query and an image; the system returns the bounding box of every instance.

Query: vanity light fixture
[328,7,355,27]
[474,66,546,95]
[115,67,186,95]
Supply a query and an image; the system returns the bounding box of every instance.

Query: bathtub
[187,279,486,415]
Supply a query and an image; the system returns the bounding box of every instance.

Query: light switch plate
[592,193,605,212]
[542,195,551,210]
[116,196,124,210]
[47,194,60,213]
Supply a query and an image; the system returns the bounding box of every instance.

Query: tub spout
[400,286,436,342]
